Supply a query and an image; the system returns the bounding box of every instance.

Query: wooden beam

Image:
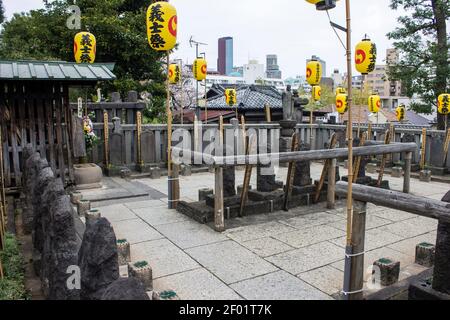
[376,129,391,187]
[335,181,450,222]
[314,133,337,203]
[283,133,299,211]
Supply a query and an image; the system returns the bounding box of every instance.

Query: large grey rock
[47,195,80,300]
[78,218,119,300]
[101,278,150,300]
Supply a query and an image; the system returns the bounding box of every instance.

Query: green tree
[387,0,449,129]
[0,0,5,24]
[0,0,168,121]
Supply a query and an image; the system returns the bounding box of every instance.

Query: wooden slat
[352,132,367,183]
[314,133,337,203]
[376,129,391,187]
[283,133,299,211]
[0,86,11,186]
[54,87,65,181]
[8,84,21,186]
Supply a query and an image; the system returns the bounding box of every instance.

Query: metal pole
[195,44,200,121]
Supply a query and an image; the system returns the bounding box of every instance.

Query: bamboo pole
[367,122,372,140]
[204,77,208,124]
[420,128,427,171]
[343,0,356,300]
[180,61,184,125]
[357,75,365,137]
[136,111,143,167]
[442,128,450,167]
[239,135,256,217]
[103,111,109,168]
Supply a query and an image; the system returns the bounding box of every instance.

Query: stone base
[374,258,400,286]
[180,164,192,176]
[409,274,450,300]
[198,188,213,201]
[149,167,161,179]
[415,242,435,267]
[391,166,403,178]
[104,165,127,177]
[74,163,102,189]
[248,189,284,202]
[236,184,252,195]
[342,176,390,189]
[419,170,432,182]
[426,166,447,176]
[366,163,378,174]
[128,261,153,292]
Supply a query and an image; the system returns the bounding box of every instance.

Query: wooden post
[347,200,367,300]
[367,122,372,140]
[420,128,427,170]
[103,111,109,168]
[0,124,6,248]
[403,151,412,194]
[283,133,299,211]
[327,158,337,209]
[314,133,337,203]
[214,166,225,232]
[136,111,143,167]
[239,135,256,217]
[265,104,272,122]
[376,129,391,187]
[353,132,367,183]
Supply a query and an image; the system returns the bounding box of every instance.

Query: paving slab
[225,221,297,243]
[278,212,344,230]
[371,208,417,222]
[186,240,279,284]
[93,203,137,222]
[155,220,227,249]
[387,232,437,257]
[273,225,346,249]
[378,217,438,239]
[132,239,200,279]
[230,270,331,300]
[266,241,344,275]
[112,218,163,244]
[327,214,392,231]
[331,246,414,277]
[125,199,167,210]
[133,207,188,226]
[297,265,344,296]
[329,228,405,251]
[240,237,295,258]
[153,268,242,300]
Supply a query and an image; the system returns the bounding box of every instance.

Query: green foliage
[0,0,5,24]
[0,0,168,122]
[0,233,28,300]
[386,0,449,121]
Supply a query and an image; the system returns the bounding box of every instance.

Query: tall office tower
[218,37,233,75]
[266,54,282,79]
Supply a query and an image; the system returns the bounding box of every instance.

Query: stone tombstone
[429,133,445,167]
[141,131,156,164]
[72,116,87,158]
[292,91,307,124]
[256,166,279,192]
[110,133,124,166]
[110,92,121,102]
[282,86,294,121]
[78,218,119,300]
[294,142,312,186]
[47,195,80,300]
[101,278,150,300]
[353,137,369,178]
[127,90,138,102]
[223,166,236,197]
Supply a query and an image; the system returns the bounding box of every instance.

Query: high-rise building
[217,37,233,75]
[306,55,327,77]
[266,54,282,79]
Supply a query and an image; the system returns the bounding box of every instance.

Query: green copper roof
[0,60,116,81]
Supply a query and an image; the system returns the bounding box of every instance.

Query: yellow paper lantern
[306,59,322,86]
[146,1,177,51]
[74,32,96,64]
[225,89,237,106]
[305,0,339,10]
[193,58,207,82]
[336,94,348,114]
[355,37,377,75]
[368,95,381,113]
[335,87,346,95]
[312,86,321,102]
[396,105,406,122]
[438,94,450,115]
[169,64,181,84]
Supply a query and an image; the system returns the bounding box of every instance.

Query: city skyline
[2,0,405,78]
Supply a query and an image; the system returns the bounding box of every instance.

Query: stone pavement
[91,163,446,300]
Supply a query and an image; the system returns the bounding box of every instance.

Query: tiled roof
[206,84,282,110]
[0,60,116,81]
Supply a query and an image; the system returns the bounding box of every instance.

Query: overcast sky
[2,0,405,78]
